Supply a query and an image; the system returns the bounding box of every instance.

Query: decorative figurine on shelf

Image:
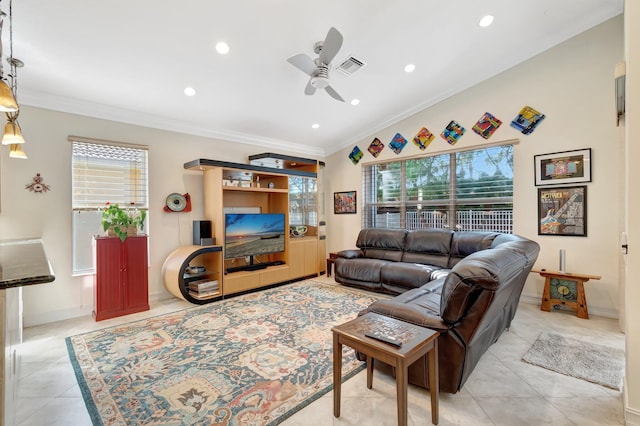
[25,173,51,193]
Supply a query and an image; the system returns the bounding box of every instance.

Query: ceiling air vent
[336,55,366,76]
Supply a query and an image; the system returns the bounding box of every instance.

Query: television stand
[226,263,268,273]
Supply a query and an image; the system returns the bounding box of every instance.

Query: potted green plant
[101,202,147,242]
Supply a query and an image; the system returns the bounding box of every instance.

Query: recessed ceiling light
[350,99,360,106]
[216,41,230,55]
[311,123,320,129]
[479,15,494,28]
[184,87,196,96]
[404,64,416,73]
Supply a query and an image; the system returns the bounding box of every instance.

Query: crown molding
[19,90,326,158]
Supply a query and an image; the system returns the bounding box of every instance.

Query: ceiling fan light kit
[287,26,346,102]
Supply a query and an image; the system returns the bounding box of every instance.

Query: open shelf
[162,245,223,304]
[222,186,289,193]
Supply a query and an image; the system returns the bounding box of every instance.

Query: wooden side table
[326,252,339,277]
[332,312,439,425]
[532,269,601,319]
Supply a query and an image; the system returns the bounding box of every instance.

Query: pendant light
[9,142,26,159]
[2,113,23,145]
[1,0,26,157]
[0,8,17,112]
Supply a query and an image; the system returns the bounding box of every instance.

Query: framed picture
[534,148,591,186]
[538,185,587,237]
[334,191,357,214]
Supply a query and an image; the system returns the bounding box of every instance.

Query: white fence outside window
[374,210,513,233]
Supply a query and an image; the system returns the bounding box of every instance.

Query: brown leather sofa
[334,228,540,393]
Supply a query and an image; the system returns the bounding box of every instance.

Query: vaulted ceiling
[13,0,622,156]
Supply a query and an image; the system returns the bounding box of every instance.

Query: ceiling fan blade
[304,80,316,95]
[325,85,344,102]
[287,54,317,76]
[319,27,343,65]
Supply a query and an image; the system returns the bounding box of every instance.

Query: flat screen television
[224,213,286,270]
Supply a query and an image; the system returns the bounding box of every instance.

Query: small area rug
[522,332,624,390]
[66,280,382,425]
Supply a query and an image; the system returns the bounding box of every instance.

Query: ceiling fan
[287,27,345,102]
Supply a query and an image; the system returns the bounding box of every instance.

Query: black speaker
[193,220,214,245]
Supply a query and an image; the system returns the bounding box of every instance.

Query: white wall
[624,0,640,423]
[0,108,315,326]
[325,16,623,318]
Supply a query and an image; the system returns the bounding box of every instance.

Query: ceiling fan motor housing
[311,63,330,89]
[311,75,330,89]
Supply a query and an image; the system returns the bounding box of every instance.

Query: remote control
[365,332,402,348]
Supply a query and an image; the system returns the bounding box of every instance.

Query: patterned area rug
[67,280,381,425]
[522,332,625,390]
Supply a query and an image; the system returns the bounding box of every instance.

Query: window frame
[362,139,517,233]
[70,136,149,275]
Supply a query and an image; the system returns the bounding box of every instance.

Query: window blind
[362,143,514,233]
[72,140,148,209]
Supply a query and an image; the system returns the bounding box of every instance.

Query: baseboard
[24,291,176,327]
[519,294,619,319]
[624,380,640,425]
[24,305,94,328]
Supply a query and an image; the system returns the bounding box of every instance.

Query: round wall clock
[164,193,192,212]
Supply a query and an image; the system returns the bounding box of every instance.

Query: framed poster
[538,185,587,237]
[534,148,591,186]
[334,191,357,214]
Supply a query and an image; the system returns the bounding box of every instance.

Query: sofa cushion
[401,229,453,268]
[335,257,385,285]
[380,262,440,290]
[421,276,446,293]
[356,228,407,262]
[430,269,451,281]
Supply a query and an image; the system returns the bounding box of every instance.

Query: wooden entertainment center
[163,157,326,303]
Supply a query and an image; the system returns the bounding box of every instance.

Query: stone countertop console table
[0,238,56,289]
[0,238,55,426]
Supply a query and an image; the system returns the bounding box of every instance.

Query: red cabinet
[94,235,149,321]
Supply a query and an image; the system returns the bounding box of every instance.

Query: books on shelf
[187,279,219,299]
[188,290,219,299]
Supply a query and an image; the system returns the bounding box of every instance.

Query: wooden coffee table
[332,312,439,425]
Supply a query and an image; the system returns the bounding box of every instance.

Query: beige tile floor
[16,277,625,425]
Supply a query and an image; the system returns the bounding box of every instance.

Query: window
[71,137,148,274]
[289,176,318,226]
[362,144,513,233]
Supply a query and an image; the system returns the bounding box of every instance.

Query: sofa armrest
[337,249,364,259]
[363,296,449,333]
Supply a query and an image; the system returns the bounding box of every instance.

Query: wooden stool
[532,269,601,319]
